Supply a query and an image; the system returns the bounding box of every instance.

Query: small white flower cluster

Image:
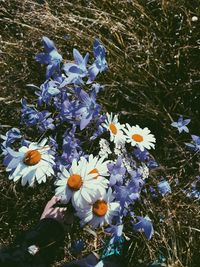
[121,154,133,172]
[55,154,120,228]
[99,138,112,158]
[139,163,149,180]
[114,141,126,156]
[102,113,156,151]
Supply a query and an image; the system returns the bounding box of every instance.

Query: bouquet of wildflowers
[1,37,162,255]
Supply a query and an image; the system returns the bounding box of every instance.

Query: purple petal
[73,48,84,65]
[171,122,178,127]
[80,116,92,130]
[35,53,51,64]
[69,66,84,74]
[192,135,200,143]
[83,52,89,66]
[42,36,55,52]
[183,119,191,126]
[88,64,99,83]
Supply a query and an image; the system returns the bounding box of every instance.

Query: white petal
[21,169,36,186]
[9,163,23,179]
[6,147,21,157]
[72,190,86,208]
[35,168,46,183]
[7,157,22,169]
[71,159,78,173]
[39,138,48,147]
[55,179,67,186]
[20,165,36,177]
[80,188,92,203]
[63,187,73,202]
[10,172,21,182]
[109,203,120,214]
[90,216,101,228]
[19,147,28,153]
[55,186,65,195]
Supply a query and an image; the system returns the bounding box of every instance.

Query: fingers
[52,207,67,213]
[41,196,66,221]
[46,196,60,209]
[48,207,67,220]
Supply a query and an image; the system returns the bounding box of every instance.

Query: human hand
[40,196,67,222]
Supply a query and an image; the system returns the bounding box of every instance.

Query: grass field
[0,1,200,266]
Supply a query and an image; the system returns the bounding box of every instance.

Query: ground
[0,1,200,266]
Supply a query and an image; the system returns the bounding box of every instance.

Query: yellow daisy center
[88,168,99,179]
[92,200,108,217]
[109,123,118,135]
[132,134,143,142]
[67,174,83,191]
[23,150,41,166]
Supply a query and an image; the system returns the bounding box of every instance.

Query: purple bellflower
[59,96,80,125]
[60,126,83,167]
[21,99,40,126]
[0,128,22,148]
[133,216,154,240]
[88,39,108,83]
[21,139,31,148]
[190,176,200,199]
[186,176,200,200]
[0,128,22,154]
[60,72,84,86]
[63,48,89,85]
[36,80,60,106]
[35,36,62,79]
[53,90,69,111]
[105,224,124,244]
[21,99,54,132]
[90,83,105,94]
[107,157,126,186]
[114,182,140,215]
[38,111,55,132]
[48,136,58,154]
[129,169,145,193]
[186,135,200,152]
[90,114,107,140]
[191,176,200,200]
[75,88,101,130]
[133,148,150,162]
[147,160,159,169]
[171,116,191,133]
[157,180,171,196]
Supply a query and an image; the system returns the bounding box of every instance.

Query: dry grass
[0,0,200,266]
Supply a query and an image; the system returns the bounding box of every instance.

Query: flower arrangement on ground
[1,36,164,259]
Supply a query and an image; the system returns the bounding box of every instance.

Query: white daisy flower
[76,188,120,228]
[5,138,55,186]
[83,154,110,178]
[124,124,156,151]
[79,154,110,190]
[102,113,126,144]
[55,157,107,209]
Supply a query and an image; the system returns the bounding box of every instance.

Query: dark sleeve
[0,218,65,267]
